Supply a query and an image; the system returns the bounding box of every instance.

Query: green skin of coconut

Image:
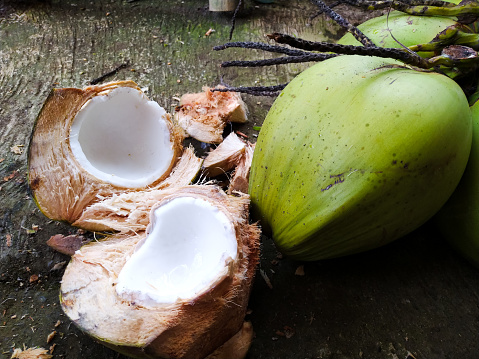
[337,11,458,57]
[434,99,479,268]
[249,54,472,261]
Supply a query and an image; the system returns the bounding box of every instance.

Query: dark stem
[212,84,288,96]
[89,62,130,85]
[268,32,429,68]
[311,0,376,47]
[213,41,313,57]
[229,0,243,40]
[220,54,338,68]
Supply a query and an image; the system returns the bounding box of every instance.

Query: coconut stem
[267,32,429,68]
[409,28,479,52]
[89,62,130,85]
[212,84,287,96]
[315,0,479,17]
[229,0,243,40]
[215,0,479,96]
[311,0,377,47]
[214,42,314,57]
[220,53,338,68]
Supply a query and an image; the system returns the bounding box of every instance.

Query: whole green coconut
[435,98,479,268]
[249,55,472,261]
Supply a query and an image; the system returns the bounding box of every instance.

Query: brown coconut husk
[174,87,248,144]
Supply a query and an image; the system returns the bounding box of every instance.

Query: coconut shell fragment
[203,132,246,177]
[174,87,248,144]
[60,185,260,359]
[11,348,52,359]
[229,142,255,195]
[28,81,184,224]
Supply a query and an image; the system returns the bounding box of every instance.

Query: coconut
[28,81,190,224]
[60,185,260,359]
[174,87,248,144]
[249,55,472,260]
[29,81,260,359]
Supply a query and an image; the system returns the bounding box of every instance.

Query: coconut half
[60,185,260,359]
[28,81,185,224]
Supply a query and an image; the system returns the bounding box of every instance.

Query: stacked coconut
[28,81,260,359]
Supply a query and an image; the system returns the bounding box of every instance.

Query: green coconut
[249,54,472,261]
[434,99,479,268]
[337,11,458,57]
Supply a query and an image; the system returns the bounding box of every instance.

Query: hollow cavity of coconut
[28,81,184,224]
[60,185,260,359]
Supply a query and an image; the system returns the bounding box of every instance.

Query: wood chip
[48,344,56,354]
[205,28,215,36]
[260,269,273,289]
[10,145,24,155]
[3,170,17,182]
[50,261,67,271]
[6,234,12,247]
[295,265,305,276]
[46,331,56,343]
[46,234,89,256]
[11,347,52,359]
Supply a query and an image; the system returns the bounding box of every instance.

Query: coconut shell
[203,132,246,177]
[174,87,248,144]
[229,142,255,195]
[28,81,184,224]
[60,185,260,359]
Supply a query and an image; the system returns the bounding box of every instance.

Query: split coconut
[60,185,260,359]
[28,81,260,358]
[28,81,197,224]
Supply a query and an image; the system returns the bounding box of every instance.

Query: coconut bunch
[28,81,260,359]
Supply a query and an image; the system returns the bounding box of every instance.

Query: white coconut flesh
[115,196,238,304]
[69,87,174,188]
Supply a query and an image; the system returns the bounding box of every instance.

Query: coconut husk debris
[174,86,248,144]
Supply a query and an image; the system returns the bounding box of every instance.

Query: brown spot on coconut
[203,132,246,177]
[60,185,260,359]
[228,142,255,195]
[28,81,185,224]
[174,86,248,144]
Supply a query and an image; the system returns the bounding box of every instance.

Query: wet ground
[1,1,478,358]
